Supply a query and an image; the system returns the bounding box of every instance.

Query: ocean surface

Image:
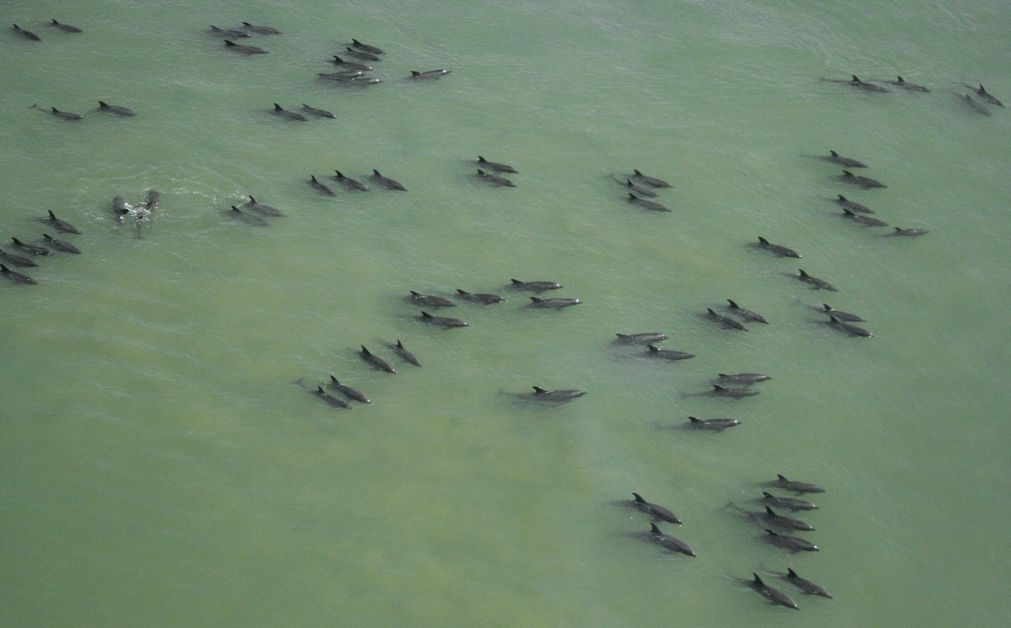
[1,1,1009,625]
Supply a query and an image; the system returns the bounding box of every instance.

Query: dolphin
[529,296,581,308]
[846,75,889,93]
[825,314,872,337]
[686,416,740,431]
[819,304,863,322]
[782,568,833,598]
[840,207,888,227]
[748,573,799,610]
[418,311,468,328]
[43,210,80,234]
[756,236,800,258]
[630,169,671,188]
[96,101,136,116]
[50,19,82,33]
[972,84,1004,107]
[242,195,284,217]
[627,193,670,212]
[10,237,50,256]
[760,506,815,531]
[833,194,874,214]
[42,233,80,254]
[839,170,887,188]
[391,339,420,366]
[796,269,837,291]
[476,169,516,187]
[646,344,694,361]
[12,24,41,41]
[886,76,929,92]
[409,69,451,79]
[272,103,307,121]
[762,528,819,552]
[709,384,758,398]
[622,178,657,197]
[628,493,682,524]
[705,308,747,331]
[327,376,370,403]
[344,46,380,61]
[476,156,517,173]
[959,94,991,116]
[330,55,372,71]
[350,38,384,55]
[332,170,368,191]
[0,263,36,285]
[308,175,336,196]
[510,278,561,292]
[717,373,770,385]
[209,25,249,38]
[822,150,866,168]
[224,40,267,54]
[313,385,350,408]
[639,522,696,557]
[610,329,667,345]
[112,195,130,217]
[760,492,818,512]
[455,289,504,304]
[39,106,82,121]
[888,226,929,237]
[228,206,268,227]
[370,170,406,191]
[0,247,37,267]
[726,300,768,324]
[317,70,366,81]
[615,332,668,345]
[772,474,825,494]
[143,190,159,210]
[410,290,455,308]
[527,386,586,402]
[360,345,396,373]
[302,104,336,118]
[241,21,281,35]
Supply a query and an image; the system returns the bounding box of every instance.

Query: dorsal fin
[477,169,486,175]
[837,194,846,201]
[765,506,776,516]
[852,74,861,82]
[727,299,738,308]
[843,208,854,215]
[634,169,644,176]
[632,492,644,503]
[829,314,840,324]
[360,345,371,354]
[765,529,778,536]
[762,491,773,498]
[311,175,318,182]
[830,150,838,157]
[530,296,542,303]
[397,339,404,348]
[822,304,832,311]
[897,76,904,82]
[688,416,700,423]
[410,290,421,296]
[316,386,325,394]
[373,169,381,176]
[478,156,487,162]
[230,206,240,212]
[274,103,283,111]
[707,307,717,315]
[758,236,769,244]
[248,195,256,203]
[713,384,725,391]
[798,270,808,277]
[648,344,659,352]
[421,311,432,318]
[532,386,547,393]
[650,523,661,534]
[333,55,343,62]
[225,40,236,46]
[330,375,339,384]
[753,573,764,584]
[843,170,854,177]
[411,71,420,76]
[777,474,788,481]
[48,210,56,219]
[98,100,109,108]
[628,193,638,200]
[456,289,468,295]
[511,279,522,285]
[787,568,798,577]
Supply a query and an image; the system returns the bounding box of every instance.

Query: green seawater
[1,1,1009,625]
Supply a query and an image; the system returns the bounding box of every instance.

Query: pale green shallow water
[1,1,1009,626]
